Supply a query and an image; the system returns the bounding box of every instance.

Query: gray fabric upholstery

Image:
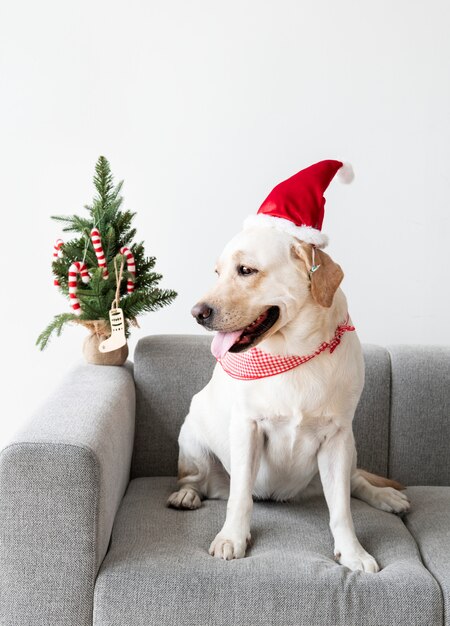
[0,362,136,626]
[132,334,215,477]
[132,337,392,478]
[388,346,450,485]
[94,477,442,626]
[404,486,450,626]
[353,344,391,476]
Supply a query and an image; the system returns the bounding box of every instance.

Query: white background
[1,1,449,446]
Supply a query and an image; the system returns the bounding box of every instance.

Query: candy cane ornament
[53,239,64,286]
[68,261,90,316]
[90,228,109,280]
[119,247,136,293]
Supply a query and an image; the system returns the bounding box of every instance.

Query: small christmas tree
[37,156,177,353]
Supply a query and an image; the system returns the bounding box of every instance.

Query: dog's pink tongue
[211,330,243,360]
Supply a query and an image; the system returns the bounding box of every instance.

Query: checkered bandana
[217,316,355,380]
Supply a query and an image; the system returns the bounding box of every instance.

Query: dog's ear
[293,243,344,308]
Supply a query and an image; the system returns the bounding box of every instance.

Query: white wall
[1,0,450,446]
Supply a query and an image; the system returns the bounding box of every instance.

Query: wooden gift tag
[99,308,127,352]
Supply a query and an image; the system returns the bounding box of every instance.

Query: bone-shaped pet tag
[99,308,127,352]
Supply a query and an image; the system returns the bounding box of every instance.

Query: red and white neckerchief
[217,316,355,381]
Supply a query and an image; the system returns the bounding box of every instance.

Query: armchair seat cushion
[403,486,450,626]
[93,478,442,626]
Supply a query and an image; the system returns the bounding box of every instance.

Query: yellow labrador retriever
[168,167,409,572]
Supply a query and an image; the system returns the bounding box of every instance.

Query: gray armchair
[1,337,449,626]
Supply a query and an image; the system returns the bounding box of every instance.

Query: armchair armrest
[0,362,135,626]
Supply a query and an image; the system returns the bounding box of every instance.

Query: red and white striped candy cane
[53,239,64,286]
[53,239,64,259]
[90,228,109,279]
[119,247,136,293]
[68,261,90,316]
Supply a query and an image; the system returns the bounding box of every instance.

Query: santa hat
[243,159,354,248]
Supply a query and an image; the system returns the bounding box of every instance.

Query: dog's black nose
[191,303,213,324]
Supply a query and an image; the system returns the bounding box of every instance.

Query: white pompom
[337,162,354,184]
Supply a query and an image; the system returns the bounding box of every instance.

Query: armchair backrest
[131,336,450,486]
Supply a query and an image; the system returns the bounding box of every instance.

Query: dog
[167,162,410,572]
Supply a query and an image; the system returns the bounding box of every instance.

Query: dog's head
[192,226,344,359]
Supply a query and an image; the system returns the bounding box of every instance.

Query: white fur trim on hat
[243,214,329,248]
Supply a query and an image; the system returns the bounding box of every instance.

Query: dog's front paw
[167,488,202,510]
[208,531,251,560]
[335,548,379,573]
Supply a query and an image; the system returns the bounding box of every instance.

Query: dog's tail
[357,468,406,491]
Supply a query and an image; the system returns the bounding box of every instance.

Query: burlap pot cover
[79,320,128,366]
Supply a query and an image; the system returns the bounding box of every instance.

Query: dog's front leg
[209,410,263,560]
[318,424,379,573]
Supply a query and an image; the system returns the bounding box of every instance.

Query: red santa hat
[243,159,354,248]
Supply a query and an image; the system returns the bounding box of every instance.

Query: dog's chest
[253,413,337,500]
[259,412,336,457]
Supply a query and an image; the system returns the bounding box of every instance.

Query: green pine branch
[94,156,114,201]
[51,214,93,234]
[36,313,78,350]
[120,288,177,319]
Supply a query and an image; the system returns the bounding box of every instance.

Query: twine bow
[112,256,125,310]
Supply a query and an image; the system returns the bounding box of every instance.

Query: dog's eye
[238,265,257,276]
